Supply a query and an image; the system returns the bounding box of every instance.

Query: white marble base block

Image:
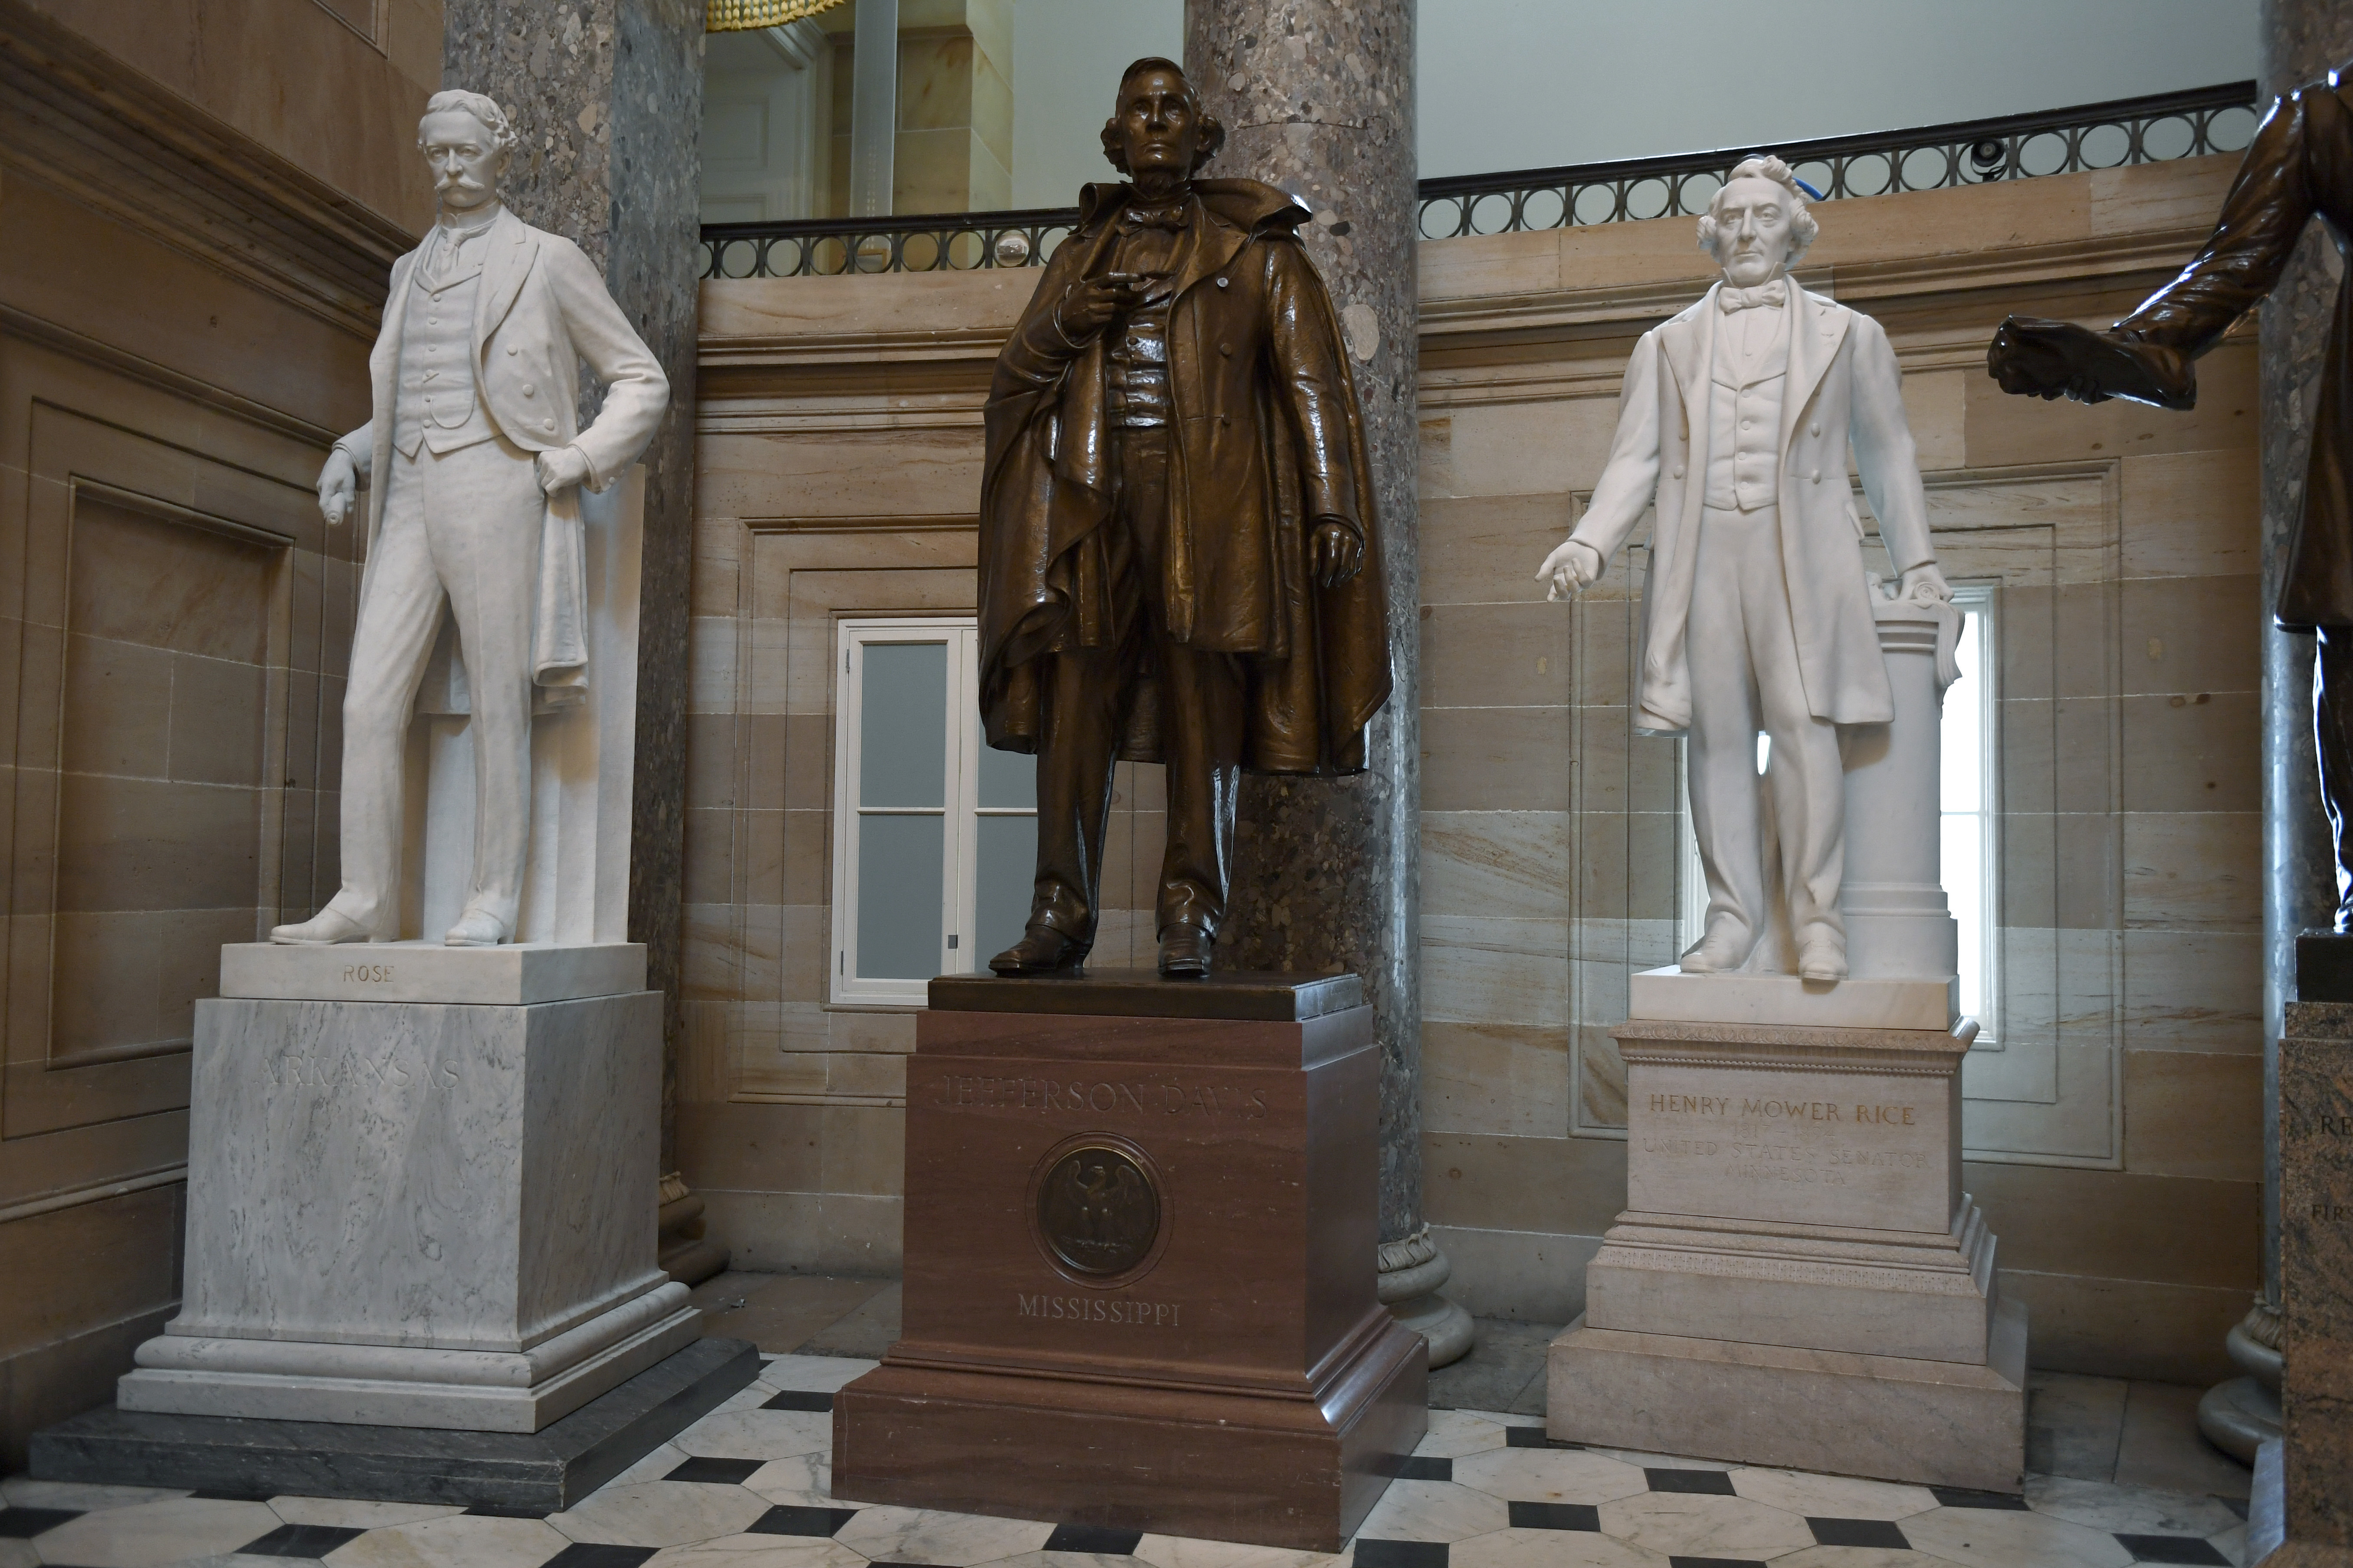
[1549,1015,2027,1491]
[119,984,695,1433]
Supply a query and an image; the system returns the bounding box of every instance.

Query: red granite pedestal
[831,970,1428,1551]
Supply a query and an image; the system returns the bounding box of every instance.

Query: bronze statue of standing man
[978,57,1391,979]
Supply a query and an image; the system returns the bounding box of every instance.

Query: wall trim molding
[0,0,410,342]
[0,1165,185,1226]
[0,302,341,446]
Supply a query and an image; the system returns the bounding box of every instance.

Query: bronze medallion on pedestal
[1029,1135,1164,1282]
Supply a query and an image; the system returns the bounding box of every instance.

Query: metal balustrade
[699,82,2259,279]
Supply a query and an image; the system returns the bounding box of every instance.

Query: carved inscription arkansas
[268,1046,460,1092]
[931,1074,1267,1121]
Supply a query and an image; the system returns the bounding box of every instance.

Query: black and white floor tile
[0,1355,2252,1568]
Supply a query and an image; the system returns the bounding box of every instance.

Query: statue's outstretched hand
[1987,316,2195,411]
[317,447,357,527]
[1310,518,1363,587]
[1537,538,1603,601]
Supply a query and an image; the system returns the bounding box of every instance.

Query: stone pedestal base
[1550,1299,2026,1492]
[1551,1012,2025,1491]
[120,951,692,1434]
[833,971,1428,1551]
[37,1338,757,1513]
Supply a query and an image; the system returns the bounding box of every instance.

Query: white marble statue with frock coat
[270,89,668,949]
[1538,156,1951,983]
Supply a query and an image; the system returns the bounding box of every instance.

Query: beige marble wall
[690,154,2264,1383]
[33,0,439,234]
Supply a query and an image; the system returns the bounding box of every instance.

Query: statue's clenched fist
[1536,538,1604,601]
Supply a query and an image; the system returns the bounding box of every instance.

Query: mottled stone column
[1184,2,1468,1363]
[444,1,703,1165]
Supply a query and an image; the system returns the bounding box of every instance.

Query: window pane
[1940,613,1983,813]
[977,742,1037,809]
[1943,813,1983,1020]
[860,641,947,808]
[857,814,944,978]
[974,813,1040,962]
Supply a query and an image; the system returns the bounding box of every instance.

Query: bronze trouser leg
[1119,431,1245,938]
[1145,633,1244,936]
[2316,626,2353,929]
[1029,642,1133,947]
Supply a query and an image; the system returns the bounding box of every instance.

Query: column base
[118,1283,699,1433]
[1547,1296,2027,1493]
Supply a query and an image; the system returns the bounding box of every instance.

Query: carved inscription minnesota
[931,1075,1267,1120]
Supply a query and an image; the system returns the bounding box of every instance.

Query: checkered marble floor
[0,1354,2253,1568]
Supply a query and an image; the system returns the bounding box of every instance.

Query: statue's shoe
[1158,925,1213,979]
[270,907,371,945]
[989,925,1087,975]
[445,908,512,947]
[1677,923,1751,974]
[1797,935,1848,982]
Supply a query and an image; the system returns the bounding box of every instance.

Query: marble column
[442,1,702,1167]
[1184,1,1467,1365]
[2208,0,2353,1469]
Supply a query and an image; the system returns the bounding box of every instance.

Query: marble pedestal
[115,943,697,1434]
[2245,1000,2353,1564]
[1549,1004,2027,1492]
[832,971,1428,1552]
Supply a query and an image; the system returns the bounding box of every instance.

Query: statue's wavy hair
[1696,155,1820,265]
[419,89,519,154]
[1100,57,1225,175]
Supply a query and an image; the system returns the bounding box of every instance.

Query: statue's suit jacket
[334,207,668,696]
[978,178,1391,776]
[2104,70,2353,630]
[1568,278,1934,735]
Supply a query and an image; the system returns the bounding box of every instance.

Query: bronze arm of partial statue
[1985,317,2198,411]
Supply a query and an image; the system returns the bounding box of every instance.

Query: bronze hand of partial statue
[1059,272,1149,340]
[1310,518,1364,587]
[1987,316,2197,411]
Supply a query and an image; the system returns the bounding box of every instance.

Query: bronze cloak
[976,177,1392,774]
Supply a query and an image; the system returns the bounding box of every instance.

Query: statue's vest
[1703,308,1789,515]
[393,259,500,460]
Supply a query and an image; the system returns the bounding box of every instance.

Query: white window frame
[829,617,1037,1006]
[1673,582,2001,1042]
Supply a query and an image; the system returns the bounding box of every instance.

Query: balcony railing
[700,81,2258,280]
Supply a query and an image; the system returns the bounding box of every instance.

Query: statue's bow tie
[1719,285,1785,313]
[1120,203,1189,232]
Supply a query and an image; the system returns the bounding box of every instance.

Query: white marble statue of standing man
[272,90,669,948]
[1537,157,1948,981]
